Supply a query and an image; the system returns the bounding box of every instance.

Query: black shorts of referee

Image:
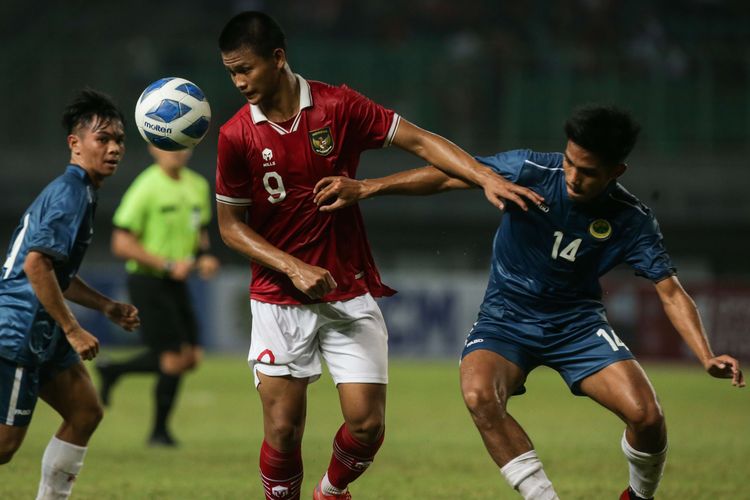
[127,273,200,354]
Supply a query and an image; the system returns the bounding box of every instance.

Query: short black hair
[61,88,125,135]
[564,104,641,166]
[218,11,286,57]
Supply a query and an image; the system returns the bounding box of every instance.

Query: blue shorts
[0,340,79,427]
[461,311,634,396]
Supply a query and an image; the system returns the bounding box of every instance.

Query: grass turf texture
[2,355,747,499]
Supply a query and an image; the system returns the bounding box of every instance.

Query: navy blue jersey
[478,149,675,323]
[0,165,97,365]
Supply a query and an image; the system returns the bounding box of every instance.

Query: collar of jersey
[66,164,92,184]
[571,180,619,208]
[249,74,312,134]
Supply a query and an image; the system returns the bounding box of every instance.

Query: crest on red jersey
[309,127,334,156]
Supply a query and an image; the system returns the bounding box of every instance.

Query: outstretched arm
[63,276,140,332]
[654,276,744,387]
[314,166,473,212]
[391,119,543,211]
[217,203,337,299]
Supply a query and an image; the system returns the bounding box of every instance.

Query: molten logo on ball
[135,77,211,151]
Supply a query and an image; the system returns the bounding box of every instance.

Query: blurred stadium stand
[2,0,749,359]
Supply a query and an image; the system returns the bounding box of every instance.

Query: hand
[704,355,745,387]
[288,261,337,299]
[168,259,194,281]
[64,325,100,361]
[478,169,545,211]
[196,254,220,279]
[313,176,367,212]
[103,301,141,332]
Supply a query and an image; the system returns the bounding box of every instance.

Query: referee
[97,144,219,446]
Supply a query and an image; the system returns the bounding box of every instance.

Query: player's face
[221,46,285,106]
[68,117,126,187]
[563,140,624,202]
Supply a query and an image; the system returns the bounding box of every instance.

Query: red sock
[326,423,384,490]
[259,440,303,500]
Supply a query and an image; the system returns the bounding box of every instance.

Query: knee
[184,354,200,372]
[266,420,304,449]
[347,417,385,444]
[462,385,509,421]
[0,437,24,465]
[0,446,18,465]
[71,403,104,436]
[627,401,665,436]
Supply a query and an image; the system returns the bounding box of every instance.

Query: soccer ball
[134,77,211,151]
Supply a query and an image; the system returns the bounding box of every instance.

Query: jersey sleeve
[474,149,532,183]
[216,129,252,206]
[25,182,87,261]
[623,215,676,281]
[113,174,149,235]
[340,86,399,150]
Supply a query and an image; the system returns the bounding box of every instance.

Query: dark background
[2,0,749,277]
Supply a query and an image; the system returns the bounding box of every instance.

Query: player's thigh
[319,294,388,385]
[257,372,309,436]
[579,359,663,426]
[38,361,100,424]
[460,349,527,408]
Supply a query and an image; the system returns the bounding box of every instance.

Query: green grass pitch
[2,356,747,499]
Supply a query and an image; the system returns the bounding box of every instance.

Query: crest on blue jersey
[309,127,334,156]
[589,219,612,240]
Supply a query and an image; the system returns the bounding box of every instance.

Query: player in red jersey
[216,12,543,500]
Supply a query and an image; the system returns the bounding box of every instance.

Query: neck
[159,164,182,180]
[70,160,102,188]
[259,68,299,123]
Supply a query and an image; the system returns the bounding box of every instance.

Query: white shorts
[248,293,388,387]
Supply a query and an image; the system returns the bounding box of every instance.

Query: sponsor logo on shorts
[465,338,484,348]
[536,202,550,213]
[257,349,276,364]
[14,409,31,416]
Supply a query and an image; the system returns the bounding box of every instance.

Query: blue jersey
[0,165,97,365]
[478,149,675,324]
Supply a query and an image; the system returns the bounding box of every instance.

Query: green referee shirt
[113,164,211,276]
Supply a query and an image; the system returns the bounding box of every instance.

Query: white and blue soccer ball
[134,77,211,151]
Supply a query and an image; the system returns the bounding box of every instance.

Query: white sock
[36,436,87,500]
[500,450,559,500]
[320,472,347,495]
[621,431,667,499]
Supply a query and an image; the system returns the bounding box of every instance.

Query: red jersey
[216,75,398,305]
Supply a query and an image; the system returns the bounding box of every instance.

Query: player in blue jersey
[311,104,744,500]
[0,89,140,499]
